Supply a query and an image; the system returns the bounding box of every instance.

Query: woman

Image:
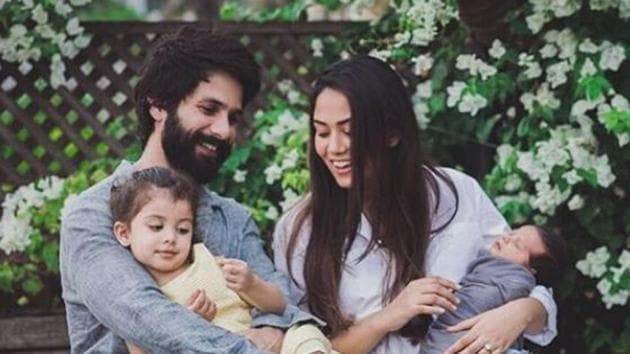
[273,56,557,354]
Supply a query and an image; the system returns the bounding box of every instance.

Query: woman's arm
[444,297,546,354]
[332,277,460,354]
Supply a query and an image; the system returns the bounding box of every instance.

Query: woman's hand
[379,276,460,332]
[444,298,537,354]
[185,289,217,322]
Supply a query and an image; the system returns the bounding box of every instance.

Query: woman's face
[313,88,353,189]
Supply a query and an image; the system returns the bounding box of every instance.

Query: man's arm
[60,199,263,353]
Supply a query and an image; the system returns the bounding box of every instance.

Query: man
[60,26,311,353]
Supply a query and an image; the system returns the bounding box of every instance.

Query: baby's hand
[217,257,256,293]
[186,289,217,322]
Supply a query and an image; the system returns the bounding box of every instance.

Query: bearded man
[60,27,311,353]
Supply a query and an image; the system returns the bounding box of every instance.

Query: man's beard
[161,112,232,184]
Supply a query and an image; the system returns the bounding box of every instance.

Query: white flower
[580,58,598,78]
[458,93,487,116]
[264,206,279,221]
[539,43,559,58]
[505,174,522,192]
[599,43,626,71]
[233,169,247,183]
[518,53,542,79]
[279,188,300,212]
[506,107,516,118]
[456,54,497,80]
[568,194,585,210]
[66,17,83,36]
[447,81,467,107]
[311,38,323,58]
[22,0,34,8]
[32,4,48,24]
[526,12,549,34]
[74,34,91,49]
[610,94,630,110]
[488,39,506,59]
[571,99,599,117]
[413,54,434,76]
[55,1,73,16]
[601,290,629,309]
[416,81,432,98]
[576,246,610,278]
[619,250,630,268]
[496,144,515,169]
[0,0,6,11]
[593,155,616,187]
[596,277,612,295]
[617,133,630,147]
[287,91,302,105]
[563,170,583,185]
[517,151,548,182]
[546,60,571,88]
[368,49,391,62]
[579,38,600,53]
[264,164,283,185]
[281,149,300,170]
[60,40,79,59]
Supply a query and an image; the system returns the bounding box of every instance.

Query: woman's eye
[315,131,330,138]
[148,225,163,231]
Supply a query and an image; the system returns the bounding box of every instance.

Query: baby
[420,225,567,354]
[110,167,331,354]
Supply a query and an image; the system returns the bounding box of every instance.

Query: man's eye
[201,106,219,115]
[148,225,163,231]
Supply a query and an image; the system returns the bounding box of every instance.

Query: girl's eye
[177,227,190,234]
[315,131,330,138]
[148,225,163,231]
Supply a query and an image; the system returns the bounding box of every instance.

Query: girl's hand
[185,289,217,322]
[379,276,460,332]
[444,299,531,354]
[217,257,256,292]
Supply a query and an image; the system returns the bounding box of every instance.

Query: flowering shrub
[0,159,116,310]
[0,0,92,88]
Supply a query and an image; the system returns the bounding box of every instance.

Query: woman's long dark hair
[286,56,459,341]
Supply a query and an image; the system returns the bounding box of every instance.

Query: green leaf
[22,276,44,296]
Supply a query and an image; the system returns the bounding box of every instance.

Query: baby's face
[489,225,547,267]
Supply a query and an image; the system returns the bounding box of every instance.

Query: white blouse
[273,168,557,354]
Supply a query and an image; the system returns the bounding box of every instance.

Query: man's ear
[148,103,167,124]
[113,221,131,247]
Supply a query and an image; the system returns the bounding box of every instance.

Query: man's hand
[240,327,284,353]
[185,289,217,322]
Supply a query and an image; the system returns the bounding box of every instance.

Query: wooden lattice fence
[0,21,357,195]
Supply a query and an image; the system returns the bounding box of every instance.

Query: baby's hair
[530,225,568,289]
[110,167,200,226]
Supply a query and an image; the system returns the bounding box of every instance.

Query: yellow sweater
[160,243,252,332]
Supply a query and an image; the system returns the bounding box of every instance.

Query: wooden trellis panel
[0,21,356,194]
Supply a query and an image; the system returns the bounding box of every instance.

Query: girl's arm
[218,257,287,314]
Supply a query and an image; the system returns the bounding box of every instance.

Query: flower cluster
[0,0,92,88]
[526,0,630,34]
[576,247,630,309]
[0,176,65,254]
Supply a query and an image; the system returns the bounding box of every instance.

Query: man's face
[162,71,244,184]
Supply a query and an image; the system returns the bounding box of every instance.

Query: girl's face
[114,188,194,284]
[313,88,353,189]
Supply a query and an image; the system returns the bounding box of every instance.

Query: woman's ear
[113,221,131,247]
[387,131,401,147]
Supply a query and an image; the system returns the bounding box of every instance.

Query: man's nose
[208,112,231,140]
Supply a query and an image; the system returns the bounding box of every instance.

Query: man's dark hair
[110,167,199,228]
[530,225,568,289]
[134,26,261,146]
